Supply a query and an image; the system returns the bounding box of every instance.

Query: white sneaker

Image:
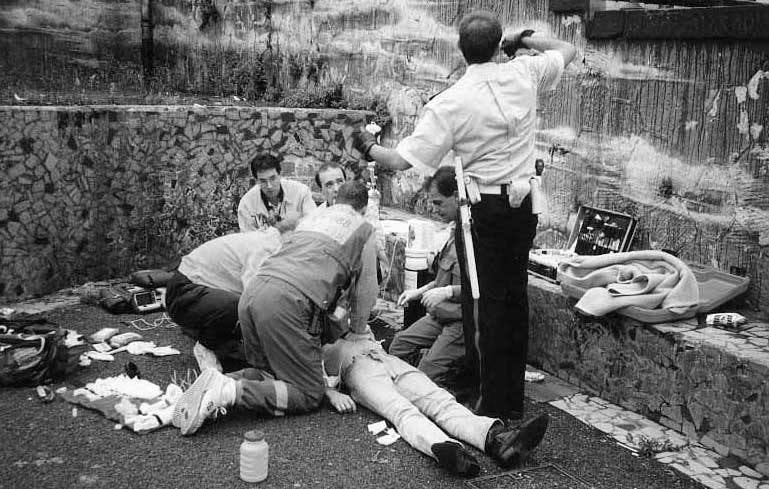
[193,341,223,373]
[172,369,236,435]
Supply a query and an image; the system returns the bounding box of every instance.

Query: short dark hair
[250,154,282,178]
[458,11,502,64]
[314,162,347,188]
[335,180,369,212]
[426,166,457,197]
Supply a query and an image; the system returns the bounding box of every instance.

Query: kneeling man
[165,228,283,371]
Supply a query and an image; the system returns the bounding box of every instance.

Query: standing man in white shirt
[238,154,316,232]
[355,11,576,424]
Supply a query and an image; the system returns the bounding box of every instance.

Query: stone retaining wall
[528,276,769,472]
[0,105,370,300]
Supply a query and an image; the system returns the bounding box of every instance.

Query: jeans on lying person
[345,350,496,459]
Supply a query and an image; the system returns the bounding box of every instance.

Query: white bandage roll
[529,177,546,215]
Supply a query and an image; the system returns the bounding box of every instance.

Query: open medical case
[528,206,638,283]
[528,206,751,323]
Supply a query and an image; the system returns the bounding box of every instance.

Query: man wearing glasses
[238,154,316,232]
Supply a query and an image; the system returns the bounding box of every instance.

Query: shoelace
[210,407,227,419]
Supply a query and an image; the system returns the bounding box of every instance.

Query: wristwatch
[501,29,535,57]
[517,29,535,51]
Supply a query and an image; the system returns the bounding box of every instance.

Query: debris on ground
[525,371,546,382]
[367,420,387,435]
[366,420,401,446]
[376,428,400,446]
[90,327,120,343]
[35,385,56,403]
[60,374,182,433]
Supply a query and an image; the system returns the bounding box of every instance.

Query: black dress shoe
[485,413,549,468]
[431,441,481,478]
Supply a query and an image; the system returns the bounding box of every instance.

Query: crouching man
[173,181,378,435]
[323,333,549,477]
[165,227,284,372]
[389,166,464,386]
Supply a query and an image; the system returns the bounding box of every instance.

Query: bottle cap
[244,430,265,442]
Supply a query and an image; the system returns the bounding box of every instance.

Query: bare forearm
[417,280,436,296]
[522,36,577,66]
[368,145,412,171]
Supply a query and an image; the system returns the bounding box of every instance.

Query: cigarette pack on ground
[706,312,747,328]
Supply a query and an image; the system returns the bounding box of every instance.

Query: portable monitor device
[127,286,164,313]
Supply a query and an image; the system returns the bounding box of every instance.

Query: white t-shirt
[178,229,282,295]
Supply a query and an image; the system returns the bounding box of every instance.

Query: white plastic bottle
[240,430,269,483]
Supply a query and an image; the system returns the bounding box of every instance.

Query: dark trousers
[165,271,247,371]
[455,195,537,419]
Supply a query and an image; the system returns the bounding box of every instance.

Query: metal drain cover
[466,464,593,489]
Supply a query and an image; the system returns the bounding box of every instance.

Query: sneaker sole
[173,369,219,435]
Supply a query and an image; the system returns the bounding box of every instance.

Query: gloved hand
[397,289,421,307]
[353,128,378,161]
[420,285,453,309]
[501,29,534,57]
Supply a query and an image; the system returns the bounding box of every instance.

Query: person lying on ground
[172,181,379,435]
[322,332,550,478]
[389,166,464,386]
[165,227,286,372]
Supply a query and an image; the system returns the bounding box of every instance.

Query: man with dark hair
[173,181,379,435]
[238,154,316,232]
[314,162,347,208]
[390,166,465,386]
[355,10,576,425]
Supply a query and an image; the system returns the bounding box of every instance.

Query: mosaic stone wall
[528,277,769,472]
[0,105,370,301]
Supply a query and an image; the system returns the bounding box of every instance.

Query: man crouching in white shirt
[165,227,286,372]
